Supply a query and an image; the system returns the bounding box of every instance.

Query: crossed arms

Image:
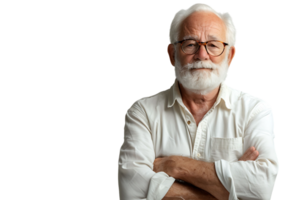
[154,147,259,200]
[118,101,280,200]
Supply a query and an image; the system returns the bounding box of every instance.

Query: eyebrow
[182,35,221,41]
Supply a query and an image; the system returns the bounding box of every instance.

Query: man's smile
[191,68,213,70]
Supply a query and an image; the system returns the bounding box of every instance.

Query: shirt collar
[168,79,232,109]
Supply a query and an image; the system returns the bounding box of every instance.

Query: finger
[253,150,259,157]
[250,150,259,160]
[244,147,255,158]
[249,146,256,152]
[239,146,256,161]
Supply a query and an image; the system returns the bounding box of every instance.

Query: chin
[174,58,228,95]
[176,68,226,95]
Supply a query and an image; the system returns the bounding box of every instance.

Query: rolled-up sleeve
[118,102,175,200]
[215,102,279,200]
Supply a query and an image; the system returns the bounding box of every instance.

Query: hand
[153,156,176,177]
[238,146,259,161]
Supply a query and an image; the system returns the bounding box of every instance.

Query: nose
[194,44,209,61]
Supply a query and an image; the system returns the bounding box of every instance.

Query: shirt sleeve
[215,102,279,200]
[118,102,175,200]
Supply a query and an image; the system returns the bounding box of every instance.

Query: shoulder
[226,85,271,114]
[127,87,171,115]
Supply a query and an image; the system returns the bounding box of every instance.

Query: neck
[178,82,220,114]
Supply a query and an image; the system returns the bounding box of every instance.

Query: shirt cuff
[215,160,238,200]
[146,172,176,200]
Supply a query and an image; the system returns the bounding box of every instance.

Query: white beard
[174,54,229,95]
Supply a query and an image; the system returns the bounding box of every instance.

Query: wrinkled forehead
[179,11,226,42]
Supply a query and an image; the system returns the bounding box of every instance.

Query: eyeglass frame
[173,39,229,57]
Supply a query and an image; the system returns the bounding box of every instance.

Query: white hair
[170,4,236,46]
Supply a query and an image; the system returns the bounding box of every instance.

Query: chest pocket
[210,137,243,162]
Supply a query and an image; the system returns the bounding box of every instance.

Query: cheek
[178,54,194,66]
[210,57,223,65]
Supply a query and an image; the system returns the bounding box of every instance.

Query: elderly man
[119,4,278,200]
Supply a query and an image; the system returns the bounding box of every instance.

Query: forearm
[171,157,229,200]
[162,181,217,200]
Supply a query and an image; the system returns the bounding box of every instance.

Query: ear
[168,44,176,66]
[227,46,235,66]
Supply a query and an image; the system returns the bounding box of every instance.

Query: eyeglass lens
[182,40,225,56]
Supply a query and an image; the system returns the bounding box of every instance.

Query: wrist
[172,156,189,180]
[166,156,180,179]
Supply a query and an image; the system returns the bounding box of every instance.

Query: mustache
[185,61,218,70]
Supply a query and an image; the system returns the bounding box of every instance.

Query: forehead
[179,11,226,41]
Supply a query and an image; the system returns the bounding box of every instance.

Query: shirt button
[197,153,201,158]
[187,121,191,125]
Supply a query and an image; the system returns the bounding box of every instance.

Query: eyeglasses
[174,39,228,57]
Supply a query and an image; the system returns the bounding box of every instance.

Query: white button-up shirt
[118,80,278,200]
